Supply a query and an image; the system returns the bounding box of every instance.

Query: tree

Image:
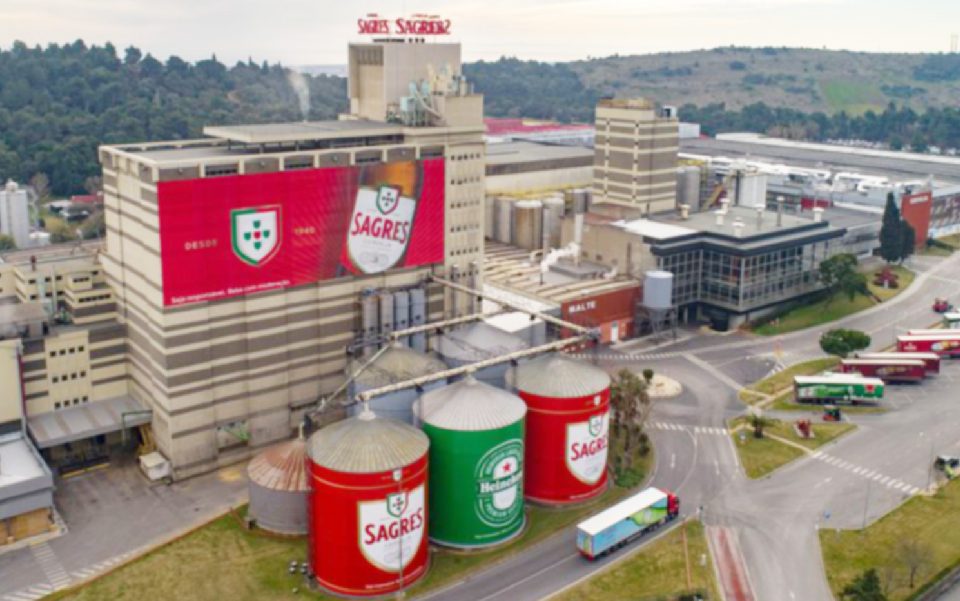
[899,221,916,262]
[820,328,872,358]
[879,193,903,263]
[749,410,771,438]
[29,172,51,203]
[609,369,652,485]
[819,253,869,302]
[897,539,933,589]
[642,368,654,384]
[841,568,888,601]
[0,234,16,251]
[48,220,78,243]
[80,210,105,239]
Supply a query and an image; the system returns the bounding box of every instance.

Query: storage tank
[247,438,309,535]
[541,196,565,249]
[513,200,543,250]
[415,376,527,548]
[348,342,448,424]
[677,166,701,211]
[360,293,379,355]
[409,288,427,352]
[437,322,528,388]
[643,271,673,309]
[495,197,514,244]
[307,410,430,597]
[379,292,394,341]
[484,196,496,240]
[513,354,611,505]
[393,290,411,345]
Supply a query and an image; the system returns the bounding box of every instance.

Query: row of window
[54,396,89,410]
[51,371,86,383]
[451,153,482,162]
[49,346,85,357]
[79,293,112,304]
[449,247,481,257]
[449,224,479,233]
[26,270,99,285]
[451,176,482,186]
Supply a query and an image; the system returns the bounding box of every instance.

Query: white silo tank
[541,197,565,249]
[484,196,496,240]
[495,197,514,244]
[678,166,701,211]
[393,290,411,345]
[643,271,674,309]
[409,287,427,352]
[513,200,543,250]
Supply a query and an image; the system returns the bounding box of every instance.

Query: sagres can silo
[348,342,448,424]
[307,410,430,597]
[415,376,526,548]
[513,354,611,505]
[437,322,528,388]
[247,438,309,535]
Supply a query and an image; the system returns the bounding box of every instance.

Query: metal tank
[643,271,674,309]
[512,354,611,505]
[677,166,701,211]
[513,200,543,250]
[247,438,309,535]
[360,293,379,355]
[541,196,565,249]
[484,196,496,240]
[307,410,430,598]
[414,376,527,548]
[437,322,528,388]
[409,287,427,352]
[393,290,411,346]
[348,342,448,424]
[495,197,514,244]
[379,292,394,342]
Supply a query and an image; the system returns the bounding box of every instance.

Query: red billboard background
[158,159,445,306]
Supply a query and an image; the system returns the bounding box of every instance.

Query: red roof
[70,193,103,204]
[484,118,593,136]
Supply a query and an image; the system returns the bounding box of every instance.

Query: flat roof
[202,120,402,145]
[0,302,47,328]
[0,436,48,486]
[485,141,593,166]
[28,395,151,449]
[614,218,697,241]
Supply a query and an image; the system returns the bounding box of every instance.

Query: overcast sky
[3,0,958,65]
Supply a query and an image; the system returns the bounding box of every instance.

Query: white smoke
[286,69,310,121]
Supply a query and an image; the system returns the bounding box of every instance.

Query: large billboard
[158,159,445,306]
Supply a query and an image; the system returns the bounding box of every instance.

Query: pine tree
[900,221,916,262]
[879,192,902,263]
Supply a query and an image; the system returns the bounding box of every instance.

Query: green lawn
[821,478,960,600]
[741,357,840,398]
[922,244,953,257]
[551,520,718,601]
[753,294,875,336]
[819,80,884,113]
[868,264,916,302]
[934,233,960,249]
[729,417,856,479]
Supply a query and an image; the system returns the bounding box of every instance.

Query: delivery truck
[898,333,960,358]
[839,358,926,383]
[576,487,679,560]
[854,352,940,374]
[793,374,884,404]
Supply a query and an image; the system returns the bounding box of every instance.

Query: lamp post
[393,467,405,600]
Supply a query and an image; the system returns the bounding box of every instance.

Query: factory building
[97,39,486,478]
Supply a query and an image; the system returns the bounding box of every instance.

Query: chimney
[679,204,690,220]
[755,204,764,231]
[720,198,730,214]
[776,195,784,227]
[715,210,725,226]
[813,207,824,223]
[733,218,744,237]
[573,213,584,266]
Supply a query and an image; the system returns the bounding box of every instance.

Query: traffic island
[738,357,841,406]
[821,478,960,601]
[729,417,857,479]
[549,520,719,601]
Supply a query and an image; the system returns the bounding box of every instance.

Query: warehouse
[485,141,593,194]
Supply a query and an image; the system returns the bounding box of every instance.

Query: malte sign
[158,159,445,306]
[358,13,452,36]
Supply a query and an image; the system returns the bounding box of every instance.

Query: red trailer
[897,334,960,358]
[840,358,926,383]
[855,352,940,374]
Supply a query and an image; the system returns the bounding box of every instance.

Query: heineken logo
[231,207,280,266]
[347,185,416,274]
[475,439,524,527]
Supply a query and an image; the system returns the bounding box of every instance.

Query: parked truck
[854,351,940,374]
[898,333,960,358]
[576,487,679,560]
[793,374,885,404]
[839,358,926,383]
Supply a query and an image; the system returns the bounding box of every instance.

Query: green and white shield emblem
[231,206,280,266]
[386,492,408,518]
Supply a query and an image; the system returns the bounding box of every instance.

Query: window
[80,371,86,377]
[78,346,84,352]
[54,402,60,410]
[49,351,56,358]
[59,349,65,356]
[52,376,59,383]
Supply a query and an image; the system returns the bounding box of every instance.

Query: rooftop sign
[358,13,451,36]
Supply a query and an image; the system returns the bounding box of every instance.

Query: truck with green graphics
[793,374,884,404]
[576,487,679,559]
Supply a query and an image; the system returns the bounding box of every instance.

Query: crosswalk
[810,451,922,496]
[648,421,728,436]
[565,351,683,361]
[31,542,70,589]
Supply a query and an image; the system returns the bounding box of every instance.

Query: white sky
[3,0,958,65]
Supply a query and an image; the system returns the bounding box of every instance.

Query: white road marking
[714,459,720,476]
[670,453,676,469]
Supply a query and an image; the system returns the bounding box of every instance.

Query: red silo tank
[307,409,430,597]
[513,354,611,505]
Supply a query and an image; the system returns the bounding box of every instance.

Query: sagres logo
[588,414,603,437]
[348,185,415,274]
[475,439,523,527]
[359,485,425,573]
[231,206,280,266]
[566,410,610,485]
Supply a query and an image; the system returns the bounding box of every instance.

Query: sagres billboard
[158,159,444,306]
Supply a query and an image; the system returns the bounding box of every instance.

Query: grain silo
[512,354,611,505]
[307,410,430,597]
[541,196,565,249]
[415,376,527,549]
[437,322,528,388]
[347,342,448,424]
[513,200,543,250]
[495,197,514,244]
[247,437,309,535]
[484,196,496,240]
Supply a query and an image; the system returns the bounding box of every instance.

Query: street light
[393,467,405,600]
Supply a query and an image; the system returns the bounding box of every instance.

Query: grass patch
[820,478,960,600]
[868,265,915,302]
[753,294,875,336]
[747,357,840,397]
[729,417,856,478]
[552,520,719,601]
[819,80,883,113]
[51,447,654,601]
[922,244,953,257]
[770,395,886,414]
[934,233,960,249]
[738,389,768,405]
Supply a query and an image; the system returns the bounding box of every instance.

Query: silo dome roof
[308,411,429,473]
[415,376,526,431]
[513,354,611,398]
[248,438,309,492]
[351,343,448,388]
[438,322,528,362]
